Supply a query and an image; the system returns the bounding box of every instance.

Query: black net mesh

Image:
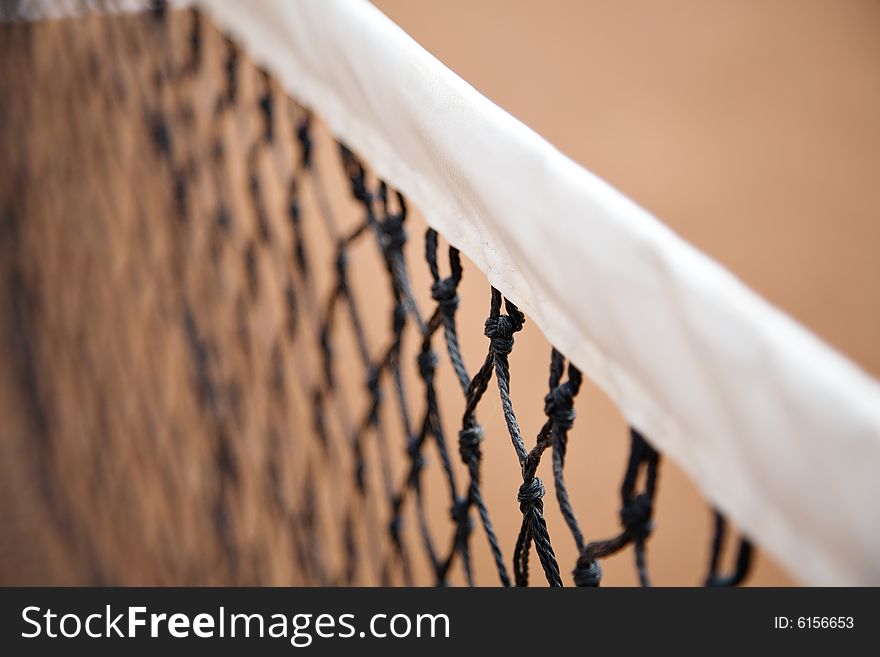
[0,3,753,586]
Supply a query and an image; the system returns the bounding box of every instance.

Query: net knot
[381,216,407,252]
[407,438,425,472]
[431,277,459,312]
[450,498,473,532]
[484,314,522,355]
[621,493,654,541]
[366,366,381,397]
[544,383,576,429]
[417,349,437,379]
[389,514,403,544]
[335,244,347,278]
[573,555,602,587]
[350,173,371,204]
[259,92,273,143]
[289,199,300,225]
[355,460,366,494]
[392,303,406,335]
[151,0,167,23]
[458,425,484,462]
[517,477,545,512]
[296,119,312,169]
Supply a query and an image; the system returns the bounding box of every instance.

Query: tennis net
[1,0,879,587]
